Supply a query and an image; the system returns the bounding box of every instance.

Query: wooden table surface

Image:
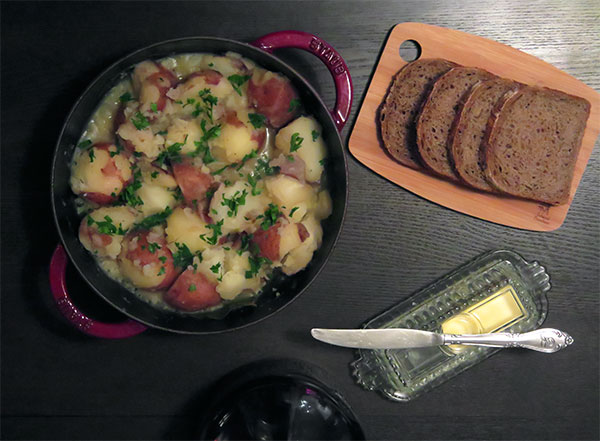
[1,1,598,439]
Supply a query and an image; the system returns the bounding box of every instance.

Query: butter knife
[311,328,573,353]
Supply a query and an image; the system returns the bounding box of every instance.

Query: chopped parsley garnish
[238,233,253,255]
[183,97,196,108]
[224,179,232,187]
[134,206,172,230]
[157,266,166,276]
[157,130,168,136]
[247,174,261,196]
[255,158,280,177]
[286,155,294,162]
[210,262,221,274]
[119,166,144,207]
[289,206,299,217]
[311,130,319,142]
[172,187,184,202]
[86,215,127,236]
[221,189,248,217]
[290,132,303,152]
[158,256,167,264]
[151,171,159,179]
[78,139,93,150]
[188,284,197,292]
[208,62,214,67]
[210,164,229,176]
[288,98,301,112]
[205,188,216,200]
[227,74,251,96]
[109,140,124,157]
[235,149,257,171]
[131,111,150,130]
[260,203,281,230]
[319,158,327,166]
[245,255,271,279]
[133,151,142,158]
[77,139,95,161]
[150,102,158,113]
[192,89,218,122]
[147,242,162,253]
[248,113,267,129]
[156,139,185,166]
[119,92,133,103]
[173,242,201,269]
[199,219,224,245]
[188,120,220,164]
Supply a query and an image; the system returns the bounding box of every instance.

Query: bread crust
[379,58,458,169]
[416,67,496,180]
[483,86,591,205]
[450,78,521,191]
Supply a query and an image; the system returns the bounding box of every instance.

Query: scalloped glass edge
[351,249,550,402]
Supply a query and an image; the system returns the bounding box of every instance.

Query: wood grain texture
[349,22,600,231]
[1,1,598,440]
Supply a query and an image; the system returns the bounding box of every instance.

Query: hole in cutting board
[399,40,422,62]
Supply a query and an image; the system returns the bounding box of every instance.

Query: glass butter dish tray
[351,250,550,402]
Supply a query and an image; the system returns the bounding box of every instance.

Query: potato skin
[118,230,179,290]
[165,268,221,311]
[79,206,137,259]
[275,116,326,182]
[70,144,132,203]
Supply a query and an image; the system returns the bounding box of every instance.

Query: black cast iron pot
[50,31,352,337]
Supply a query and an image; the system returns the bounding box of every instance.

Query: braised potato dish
[70,52,332,312]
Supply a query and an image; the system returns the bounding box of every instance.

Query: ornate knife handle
[443,328,574,353]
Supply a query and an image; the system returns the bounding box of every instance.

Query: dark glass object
[198,375,365,440]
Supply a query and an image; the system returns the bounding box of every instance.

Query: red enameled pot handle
[251,30,353,132]
[49,244,147,339]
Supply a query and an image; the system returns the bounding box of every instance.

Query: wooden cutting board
[348,22,600,231]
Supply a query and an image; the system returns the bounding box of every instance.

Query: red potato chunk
[135,62,178,113]
[118,230,179,290]
[164,268,221,311]
[71,143,132,204]
[172,162,214,210]
[79,219,113,247]
[227,110,267,149]
[167,69,233,113]
[187,69,222,85]
[247,72,299,128]
[252,222,282,262]
[78,206,137,259]
[253,222,310,263]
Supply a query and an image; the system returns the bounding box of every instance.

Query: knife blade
[311,328,444,349]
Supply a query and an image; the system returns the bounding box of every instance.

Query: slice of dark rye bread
[450,78,521,191]
[379,58,458,169]
[416,67,496,180]
[484,86,591,205]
